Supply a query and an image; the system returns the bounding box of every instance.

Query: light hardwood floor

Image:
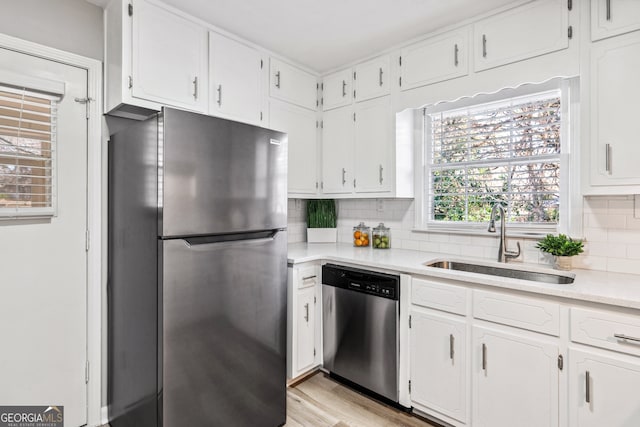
[286,372,438,427]
[102,372,439,427]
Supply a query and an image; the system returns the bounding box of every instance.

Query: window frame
[414,78,582,238]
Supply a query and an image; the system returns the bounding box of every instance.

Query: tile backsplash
[287,196,640,275]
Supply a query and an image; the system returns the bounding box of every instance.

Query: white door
[269,58,317,111]
[269,99,318,195]
[321,106,353,194]
[569,348,640,427]
[132,0,208,112]
[410,309,467,424]
[354,96,392,193]
[473,326,559,427]
[354,55,390,102]
[0,47,88,426]
[209,32,263,125]
[591,0,640,41]
[322,68,352,111]
[296,285,316,374]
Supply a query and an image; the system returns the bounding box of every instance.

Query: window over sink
[415,78,581,236]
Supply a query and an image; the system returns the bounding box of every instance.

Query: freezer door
[160,230,287,427]
[160,108,288,237]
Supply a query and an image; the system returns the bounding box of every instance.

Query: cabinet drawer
[412,278,468,316]
[298,266,318,289]
[473,290,560,336]
[571,307,640,357]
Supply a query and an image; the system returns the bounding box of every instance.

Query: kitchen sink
[425,260,575,285]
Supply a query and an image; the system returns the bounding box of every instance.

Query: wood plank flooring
[102,372,439,427]
[286,372,438,427]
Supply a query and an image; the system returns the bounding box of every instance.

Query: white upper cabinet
[269,99,318,196]
[354,55,391,102]
[400,29,469,90]
[589,31,640,187]
[322,68,352,111]
[209,32,264,125]
[321,106,354,194]
[269,58,317,111]
[131,0,208,112]
[591,0,640,41]
[473,0,569,72]
[354,96,393,193]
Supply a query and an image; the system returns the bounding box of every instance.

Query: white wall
[287,196,640,275]
[0,0,103,60]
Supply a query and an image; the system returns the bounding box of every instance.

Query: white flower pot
[307,228,337,243]
[555,256,573,271]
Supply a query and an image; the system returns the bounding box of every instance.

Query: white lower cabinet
[287,263,321,380]
[473,326,559,427]
[410,308,467,425]
[569,348,640,427]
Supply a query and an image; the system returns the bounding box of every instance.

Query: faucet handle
[505,242,521,259]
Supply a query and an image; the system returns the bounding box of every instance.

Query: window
[419,84,575,234]
[0,86,58,217]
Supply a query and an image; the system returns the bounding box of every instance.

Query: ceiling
[87,0,521,73]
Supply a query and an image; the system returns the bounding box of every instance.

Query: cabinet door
[411,309,467,424]
[269,100,318,195]
[322,68,352,111]
[592,0,640,41]
[473,0,568,72]
[354,55,390,102]
[321,106,354,194]
[400,29,468,90]
[270,58,317,110]
[209,32,263,125]
[590,32,640,186]
[569,348,640,427]
[354,96,392,193]
[296,286,316,373]
[132,0,207,112]
[473,326,559,427]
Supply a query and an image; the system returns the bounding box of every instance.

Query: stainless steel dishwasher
[322,263,400,403]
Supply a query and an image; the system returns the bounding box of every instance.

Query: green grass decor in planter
[306,199,337,243]
[535,234,584,270]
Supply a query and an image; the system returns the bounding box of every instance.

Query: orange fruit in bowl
[355,239,362,246]
[354,230,362,239]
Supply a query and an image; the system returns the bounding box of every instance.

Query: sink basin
[426,260,575,285]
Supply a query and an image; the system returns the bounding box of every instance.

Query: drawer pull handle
[614,333,640,343]
[342,80,347,97]
[449,334,455,360]
[302,275,316,281]
[606,0,611,21]
[585,371,591,403]
[482,343,487,371]
[304,303,309,322]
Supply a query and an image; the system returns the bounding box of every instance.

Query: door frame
[0,33,103,427]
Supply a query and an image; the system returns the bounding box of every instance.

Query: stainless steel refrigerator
[108,107,288,427]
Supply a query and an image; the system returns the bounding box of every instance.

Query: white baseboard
[100,406,109,426]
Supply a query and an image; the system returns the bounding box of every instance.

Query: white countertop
[288,243,640,310]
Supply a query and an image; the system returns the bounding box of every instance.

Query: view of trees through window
[428,90,561,225]
[0,88,55,212]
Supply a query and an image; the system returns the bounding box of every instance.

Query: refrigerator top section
[159,108,288,238]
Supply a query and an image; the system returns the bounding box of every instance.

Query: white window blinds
[427,90,561,225]
[0,86,58,217]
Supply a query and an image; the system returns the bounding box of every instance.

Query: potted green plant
[306,199,337,243]
[535,234,584,270]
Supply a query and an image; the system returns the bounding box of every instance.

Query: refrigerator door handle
[180,229,282,250]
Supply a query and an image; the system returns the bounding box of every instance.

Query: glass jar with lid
[372,223,391,249]
[352,222,371,247]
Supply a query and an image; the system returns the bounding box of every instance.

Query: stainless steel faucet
[488,203,521,263]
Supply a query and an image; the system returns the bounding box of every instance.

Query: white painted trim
[0,33,103,427]
[101,405,109,426]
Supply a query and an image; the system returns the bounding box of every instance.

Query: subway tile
[440,243,462,255]
[419,241,441,253]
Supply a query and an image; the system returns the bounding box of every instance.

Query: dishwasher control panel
[322,264,399,300]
